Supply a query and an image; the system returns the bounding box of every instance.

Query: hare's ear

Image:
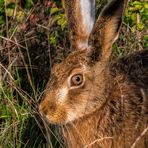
[89,0,128,62]
[65,0,95,50]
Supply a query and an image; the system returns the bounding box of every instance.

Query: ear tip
[101,0,127,17]
[65,0,96,51]
[88,0,128,61]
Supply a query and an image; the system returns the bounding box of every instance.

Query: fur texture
[39,0,148,147]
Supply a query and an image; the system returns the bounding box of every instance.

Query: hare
[39,0,148,147]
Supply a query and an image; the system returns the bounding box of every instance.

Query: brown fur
[39,0,148,147]
[61,50,148,148]
[39,50,148,148]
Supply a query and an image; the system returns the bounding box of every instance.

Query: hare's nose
[39,104,48,117]
[39,99,57,117]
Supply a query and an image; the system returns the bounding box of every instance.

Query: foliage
[0,0,36,27]
[125,1,148,48]
[125,1,148,30]
[48,1,67,47]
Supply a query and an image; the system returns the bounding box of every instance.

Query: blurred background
[0,0,147,147]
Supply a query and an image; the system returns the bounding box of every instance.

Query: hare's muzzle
[39,96,67,124]
[39,98,55,115]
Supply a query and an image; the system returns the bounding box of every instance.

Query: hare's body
[62,50,148,148]
[39,0,148,147]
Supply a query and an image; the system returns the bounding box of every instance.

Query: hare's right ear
[65,0,95,50]
[89,0,128,62]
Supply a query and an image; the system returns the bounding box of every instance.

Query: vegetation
[0,0,147,147]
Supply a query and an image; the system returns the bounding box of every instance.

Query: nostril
[39,103,56,117]
[49,104,56,112]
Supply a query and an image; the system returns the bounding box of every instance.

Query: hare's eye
[70,74,83,87]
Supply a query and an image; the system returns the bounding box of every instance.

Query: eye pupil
[75,76,80,82]
[70,74,83,86]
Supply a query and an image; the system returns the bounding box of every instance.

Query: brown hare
[39,0,148,147]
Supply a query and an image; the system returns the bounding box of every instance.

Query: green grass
[0,61,64,147]
[0,65,42,147]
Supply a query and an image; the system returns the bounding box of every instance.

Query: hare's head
[39,0,127,124]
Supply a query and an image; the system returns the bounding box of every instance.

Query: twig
[136,13,143,51]
[0,35,28,50]
[0,63,15,81]
[0,36,37,51]
[130,126,148,148]
[84,137,113,148]
[0,65,2,97]
[14,37,36,96]
[2,57,18,80]
[36,23,50,30]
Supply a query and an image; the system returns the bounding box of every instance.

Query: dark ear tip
[87,0,128,62]
[101,0,127,18]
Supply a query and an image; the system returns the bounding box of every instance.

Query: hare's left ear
[89,0,128,62]
[65,0,95,50]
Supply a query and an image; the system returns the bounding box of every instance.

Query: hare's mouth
[44,114,67,125]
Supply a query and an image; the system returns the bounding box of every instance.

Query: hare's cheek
[66,101,88,122]
[57,87,68,104]
[66,110,78,122]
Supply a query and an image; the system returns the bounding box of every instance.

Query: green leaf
[131,13,136,22]
[50,7,59,15]
[0,0,4,5]
[25,0,34,9]
[133,1,142,6]
[137,22,144,31]
[16,11,25,22]
[128,5,142,12]
[57,14,67,30]
[49,32,58,46]
[139,7,145,13]
[144,2,148,9]
[6,8,14,17]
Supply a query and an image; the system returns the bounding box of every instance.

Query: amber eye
[70,74,83,87]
